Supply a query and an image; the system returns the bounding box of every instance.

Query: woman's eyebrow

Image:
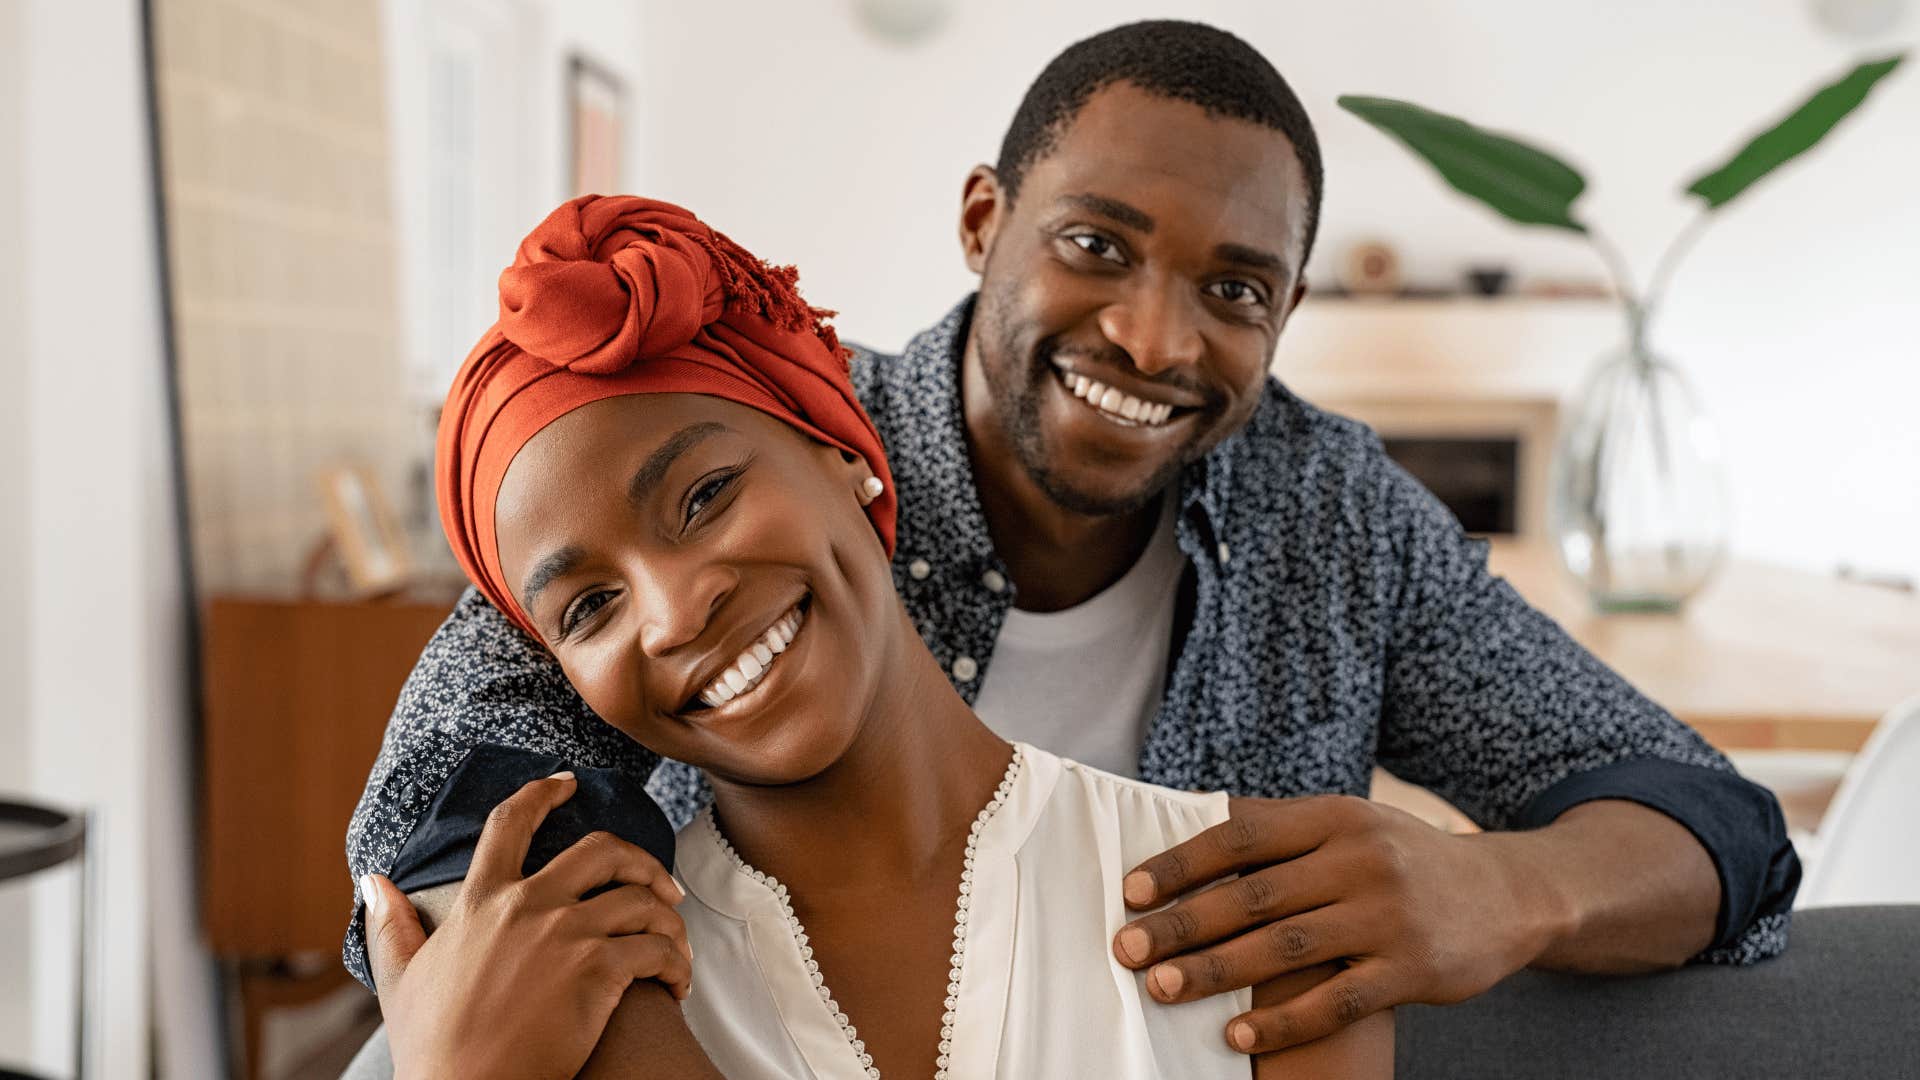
[518,422,730,613]
[628,421,729,508]
[521,544,586,613]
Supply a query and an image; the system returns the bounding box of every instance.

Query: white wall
[0,0,36,1060]
[630,0,1920,581]
[18,0,204,1075]
[385,0,652,403]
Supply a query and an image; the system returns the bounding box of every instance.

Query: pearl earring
[860,476,884,502]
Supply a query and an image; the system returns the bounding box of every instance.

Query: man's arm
[401,885,728,1078]
[344,588,666,989]
[578,984,725,1080]
[363,776,696,1080]
[1503,799,1717,971]
[1367,451,1799,965]
[1109,448,1797,1055]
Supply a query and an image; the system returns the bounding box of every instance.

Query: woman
[364,195,1392,1079]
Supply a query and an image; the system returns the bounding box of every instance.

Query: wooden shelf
[1274,295,1626,405]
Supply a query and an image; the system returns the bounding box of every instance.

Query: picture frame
[568,54,624,196]
[315,465,413,596]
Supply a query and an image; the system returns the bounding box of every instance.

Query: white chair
[1797,693,1920,906]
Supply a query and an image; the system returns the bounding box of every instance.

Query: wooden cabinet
[200,593,456,957]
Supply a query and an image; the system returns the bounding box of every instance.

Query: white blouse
[675,743,1252,1079]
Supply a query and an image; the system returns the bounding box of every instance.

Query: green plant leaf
[1338,95,1589,233]
[1685,53,1906,209]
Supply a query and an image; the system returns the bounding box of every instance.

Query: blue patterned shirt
[344,296,1798,989]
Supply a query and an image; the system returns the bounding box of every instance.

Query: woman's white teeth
[1065,372,1174,426]
[698,606,803,709]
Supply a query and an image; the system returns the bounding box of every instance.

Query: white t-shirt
[675,743,1250,1079]
[970,497,1186,778]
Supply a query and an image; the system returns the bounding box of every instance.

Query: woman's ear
[958,165,1005,276]
[827,446,884,506]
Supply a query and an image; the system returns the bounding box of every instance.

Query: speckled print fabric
[344,296,1795,989]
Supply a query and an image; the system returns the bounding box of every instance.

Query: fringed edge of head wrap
[693,228,848,369]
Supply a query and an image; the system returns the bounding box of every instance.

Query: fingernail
[667,876,687,904]
[1229,1020,1257,1052]
[358,875,383,918]
[1116,926,1151,965]
[1123,870,1155,906]
[1149,963,1184,999]
[548,770,576,781]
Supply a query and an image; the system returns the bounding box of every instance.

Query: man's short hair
[994,20,1325,264]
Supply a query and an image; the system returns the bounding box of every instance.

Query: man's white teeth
[698,606,803,709]
[1066,372,1174,426]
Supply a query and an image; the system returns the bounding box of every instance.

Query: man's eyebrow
[1060,193,1155,233]
[628,421,729,508]
[1058,194,1289,278]
[521,544,586,614]
[1214,242,1289,277]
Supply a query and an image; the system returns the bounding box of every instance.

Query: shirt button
[1216,542,1231,566]
[981,569,1007,593]
[951,655,979,681]
[908,558,931,580]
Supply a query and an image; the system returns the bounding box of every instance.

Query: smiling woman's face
[492,392,899,787]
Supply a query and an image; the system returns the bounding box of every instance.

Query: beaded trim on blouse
[704,744,1025,1080]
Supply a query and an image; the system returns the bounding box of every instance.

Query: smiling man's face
[961,80,1312,517]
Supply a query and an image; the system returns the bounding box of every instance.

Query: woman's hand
[362,771,693,1080]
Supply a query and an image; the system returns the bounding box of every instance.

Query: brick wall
[153,0,415,592]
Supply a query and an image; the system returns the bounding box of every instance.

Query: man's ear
[1272,278,1310,337]
[958,165,1006,276]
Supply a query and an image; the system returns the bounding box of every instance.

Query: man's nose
[631,556,736,658]
[1098,279,1204,376]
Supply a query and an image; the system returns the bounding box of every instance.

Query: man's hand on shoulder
[1109,794,1572,1054]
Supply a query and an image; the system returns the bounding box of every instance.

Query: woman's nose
[1097,280,1204,376]
[631,557,735,658]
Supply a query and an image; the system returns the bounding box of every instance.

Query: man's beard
[976,296,1217,519]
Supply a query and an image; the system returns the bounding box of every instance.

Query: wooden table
[1485,539,1920,753]
[1376,540,1918,833]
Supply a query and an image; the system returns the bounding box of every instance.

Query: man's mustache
[1033,338,1225,409]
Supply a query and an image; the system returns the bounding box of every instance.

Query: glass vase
[1549,342,1729,612]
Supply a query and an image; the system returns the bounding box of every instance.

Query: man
[348,19,1798,1057]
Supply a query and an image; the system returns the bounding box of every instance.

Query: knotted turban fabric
[436,195,895,639]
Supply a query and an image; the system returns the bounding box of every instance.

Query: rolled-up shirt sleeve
[354,743,677,991]
[343,589,667,991]
[1518,757,1800,961]
[1368,453,1800,964]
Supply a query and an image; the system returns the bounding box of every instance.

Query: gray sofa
[343,904,1920,1079]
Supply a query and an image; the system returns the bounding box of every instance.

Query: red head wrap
[436,195,895,640]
